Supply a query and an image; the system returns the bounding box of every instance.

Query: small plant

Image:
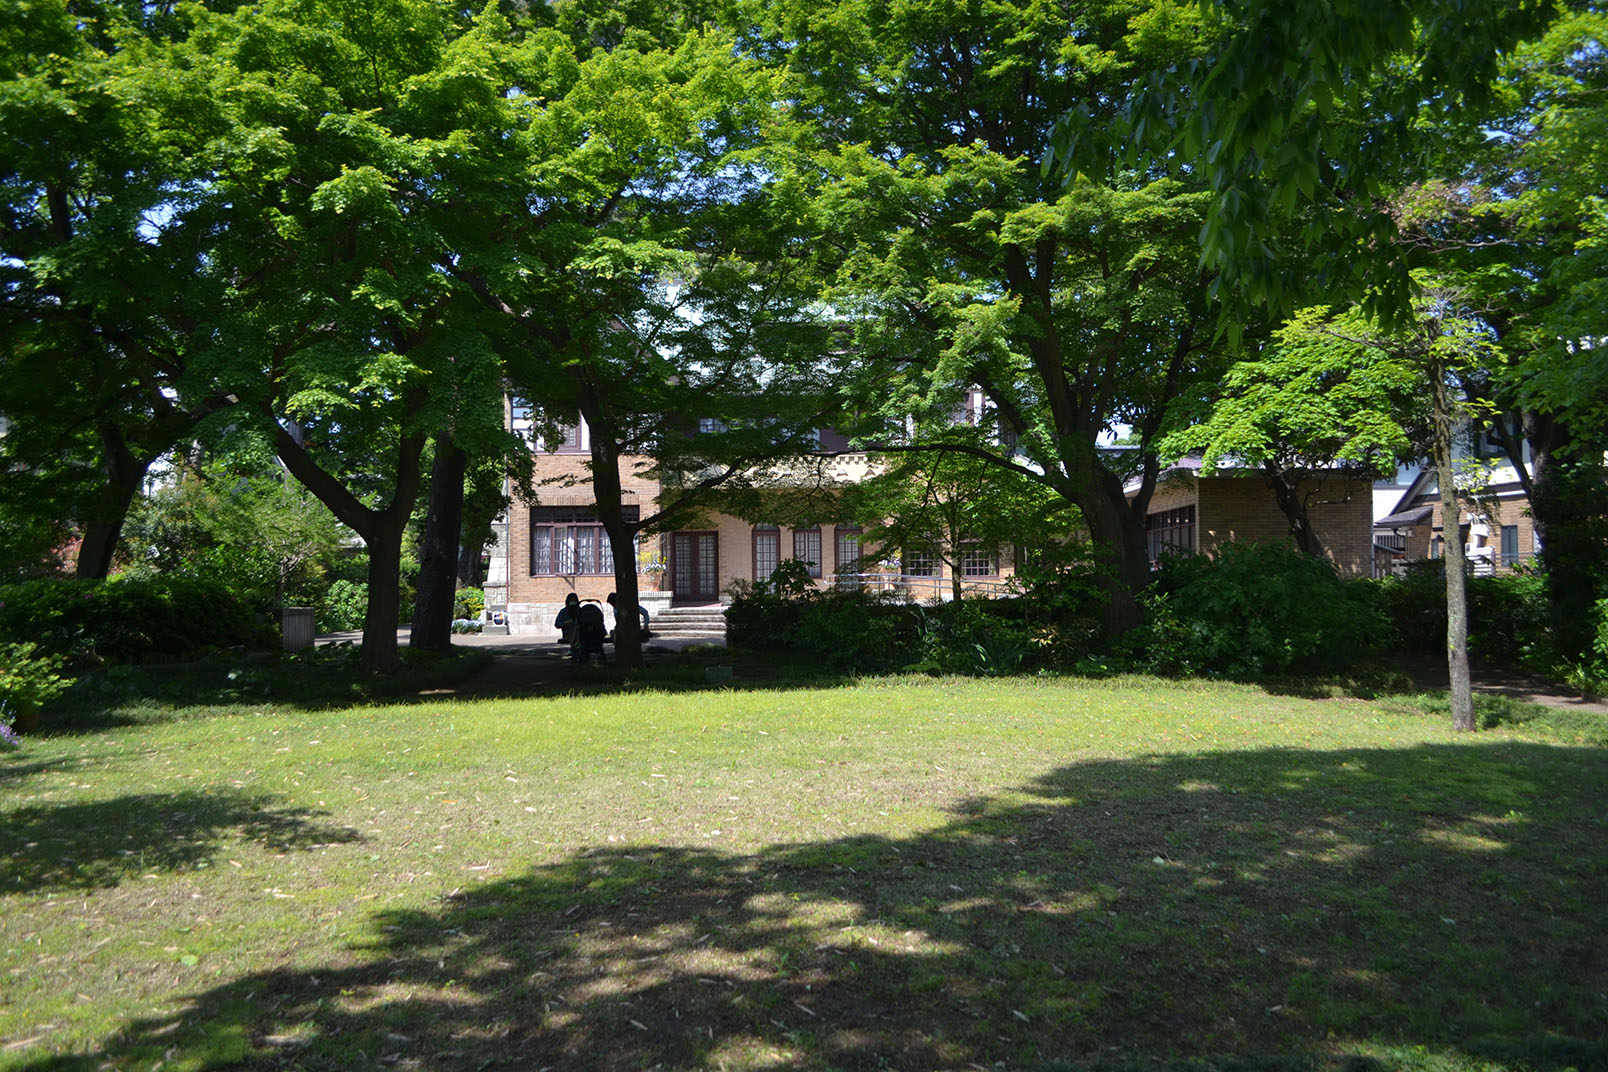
[450,618,484,634]
[0,640,72,734]
[453,587,486,620]
[0,707,21,750]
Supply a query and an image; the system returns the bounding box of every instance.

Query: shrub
[1372,563,1556,668]
[1126,542,1385,677]
[453,587,486,620]
[0,576,269,668]
[0,641,72,732]
[318,579,368,632]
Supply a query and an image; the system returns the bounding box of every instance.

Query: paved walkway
[1395,656,1608,716]
[317,627,726,696]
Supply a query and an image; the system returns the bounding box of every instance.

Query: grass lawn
[2,665,1605,1071]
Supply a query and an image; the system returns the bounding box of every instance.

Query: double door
[669,531,719,603]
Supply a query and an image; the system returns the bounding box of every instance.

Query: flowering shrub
[453,588,485,620]
[450,618,484,634]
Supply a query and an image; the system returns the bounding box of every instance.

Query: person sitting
[605,592,651,640]
[553,593,581,648]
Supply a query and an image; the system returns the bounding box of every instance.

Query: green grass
[2,669,1605,1072]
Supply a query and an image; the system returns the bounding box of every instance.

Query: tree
[1274,282,1495,731]
[153,0,520,672]
[1046,0,1565,326]
[0,0,239,579]
[771,0,1238,638]
[1160,306,1428,557]
[437,10,832,670]
[852,445,1077,602]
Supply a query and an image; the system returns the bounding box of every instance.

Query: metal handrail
[830,572,1017,602]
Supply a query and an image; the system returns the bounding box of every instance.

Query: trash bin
[282,607,316,651]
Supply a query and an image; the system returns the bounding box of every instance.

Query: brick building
[1135,458,1376,578]
[1373,462,1537,576]
[488,409,1018,637]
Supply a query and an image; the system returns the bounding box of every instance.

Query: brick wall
[1198,474,1374,578]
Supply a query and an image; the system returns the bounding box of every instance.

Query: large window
[834,525,863,588]
[752,524,780,582]
[793,526,823,578]
[902,547,938,577]
[1501,524,1519,566]
[1146,506,1195,565]
[530,506,637,575]
[959,538,997,577]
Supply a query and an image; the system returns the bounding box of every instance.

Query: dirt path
[1395,656,1608,716]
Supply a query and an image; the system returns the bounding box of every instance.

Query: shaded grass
[42,644,495,732]
[2,675,1604,1071]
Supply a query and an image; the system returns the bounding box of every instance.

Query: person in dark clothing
[554,593,581,650]
[606,592,650,640]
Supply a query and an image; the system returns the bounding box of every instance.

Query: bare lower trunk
[362,522,406,673]
[1082,471,1150,640]
[1263,463,1325,558]
[580,383,643,671]
[75,424,151,580]
[1432,360,1476,732]
[411,440,468,653]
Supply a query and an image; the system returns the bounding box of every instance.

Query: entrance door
[670,531,719,602]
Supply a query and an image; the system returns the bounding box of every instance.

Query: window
[698,417,727,434]
[960,539,997,577]
[902,547,938,577]
[793,526,822,578]
[530,506,637,576]
[537,419,585,454]
[1501,525,1519,566]
[752,524,780,582]
[834,525,863,587]
[1430,535,1443,559]
[1146,506,1195,565]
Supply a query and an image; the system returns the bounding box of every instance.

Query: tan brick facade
[501,437,1018,635]
[1137,468,1376,579]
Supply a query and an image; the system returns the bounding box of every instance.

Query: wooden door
[670,531,719,602]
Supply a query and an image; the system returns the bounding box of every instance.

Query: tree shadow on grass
[0,789,363,894]
[24,743,1608,1071]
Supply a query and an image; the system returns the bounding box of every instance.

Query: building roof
[1374,505,1433,528]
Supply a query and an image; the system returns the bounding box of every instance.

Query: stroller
[572,599,608,664]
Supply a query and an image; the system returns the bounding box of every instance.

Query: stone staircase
[649,604,728,640]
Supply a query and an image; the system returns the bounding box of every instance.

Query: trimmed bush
[1127,542,1385,677]
[0,575,270,668]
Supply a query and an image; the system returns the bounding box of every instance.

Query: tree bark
[579,381,645,671]
[271,415,427,674]
[1431,357,1476,732]
[75,422,152,580]
[1081,470,1150,639]
[411,438,468,653]
[1262,463,1326,558]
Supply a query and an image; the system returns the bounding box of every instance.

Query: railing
[830,572,1017,602]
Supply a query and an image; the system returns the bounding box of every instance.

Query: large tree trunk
[1081,471,1151,639]
[1431,359,1476,732]
[272,415,427,674]
[74,423,152,580]
[411,439,468,653]
[579,382,644,671]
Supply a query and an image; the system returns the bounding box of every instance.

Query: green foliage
[1125,542,1385,677]
[0,576,270,668]
[1373,565,1556,669]
[318,580,369,634]
[453,587,485,620]
[725,567,925,673]
[0,641,72,727]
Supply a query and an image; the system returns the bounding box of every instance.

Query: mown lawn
[2,671,1604,1071]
